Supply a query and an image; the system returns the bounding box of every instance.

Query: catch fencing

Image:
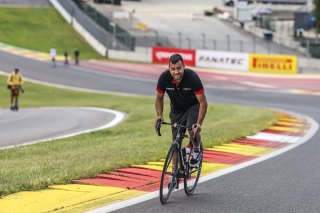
[56,0,135,51]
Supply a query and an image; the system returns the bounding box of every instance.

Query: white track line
[247,133,300,143]
[240,81,278,89]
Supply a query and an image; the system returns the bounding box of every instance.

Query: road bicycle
[156,121,203,204]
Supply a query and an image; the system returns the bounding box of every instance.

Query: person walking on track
[7,68,24,111]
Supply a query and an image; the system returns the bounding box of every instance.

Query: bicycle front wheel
[184,144,203,195]
[160,144,179,204]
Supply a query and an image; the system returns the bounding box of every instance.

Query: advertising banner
[152,46,196,66]
[249,54,297,74]
[196,50,249,71]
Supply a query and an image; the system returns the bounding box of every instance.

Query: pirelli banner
[249,54,298,74]
[196,50,249,71]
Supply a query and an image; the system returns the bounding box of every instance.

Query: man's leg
[10,89,14,110]
[188,126,201,164]
[13,88,20,111]
[186,104,200,144]
[169,110,186,183]
[185,105,201,167]
[14,96,19,111]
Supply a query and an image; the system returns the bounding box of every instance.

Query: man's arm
[7,74,12,85]
[155,92,164,127]
[195,93,208,126]
[19,74,24,85]
[19,74,24,93]
[155,92,164,118]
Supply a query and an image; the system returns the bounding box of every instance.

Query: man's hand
[154,116,164,129]
[192,123,201,134]
[155,116,164,136]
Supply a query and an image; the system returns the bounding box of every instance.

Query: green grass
[0,75,277,196]
[0,7,101,59]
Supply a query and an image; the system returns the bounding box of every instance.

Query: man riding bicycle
[155,54,208,167]
[7,68,24,111]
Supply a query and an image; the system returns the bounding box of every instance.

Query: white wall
[49,0,107,56]
[108,47,152,63]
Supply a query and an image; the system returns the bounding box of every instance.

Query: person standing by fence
[7,68,24,111]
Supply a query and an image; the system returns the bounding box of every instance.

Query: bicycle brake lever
[156,120,162,136]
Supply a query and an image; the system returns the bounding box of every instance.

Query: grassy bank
[0,7,101,59]
[0,76,277,196]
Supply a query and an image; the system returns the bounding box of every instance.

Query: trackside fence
[55,0,135,51]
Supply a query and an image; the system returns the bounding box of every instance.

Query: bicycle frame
[172,125,189,176]
[158,122,193,177]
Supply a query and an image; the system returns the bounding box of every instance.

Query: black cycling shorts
[169,104,199,141]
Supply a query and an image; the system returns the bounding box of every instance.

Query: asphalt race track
[1,50,320,212]
[0,107,118,149]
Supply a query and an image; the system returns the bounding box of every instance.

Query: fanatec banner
[196,50,249,71]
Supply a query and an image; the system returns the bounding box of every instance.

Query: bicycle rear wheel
[184,144,203,195]
[160,144,179,204]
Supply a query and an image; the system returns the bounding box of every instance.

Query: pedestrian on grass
[7,68,24,111]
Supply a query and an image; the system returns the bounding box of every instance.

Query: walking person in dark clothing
[64,51,69,66]
[74,49,80,65]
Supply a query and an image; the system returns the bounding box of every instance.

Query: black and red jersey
[156,68,204,112]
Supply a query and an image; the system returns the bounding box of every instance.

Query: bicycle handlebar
[161,121,190,129]
[156,121,198,140]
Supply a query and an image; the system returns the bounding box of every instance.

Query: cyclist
[155,54,208,167]
[7,68,24,111]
